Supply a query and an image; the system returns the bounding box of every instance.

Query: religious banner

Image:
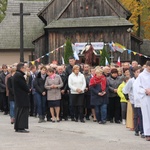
[74,42,104,54]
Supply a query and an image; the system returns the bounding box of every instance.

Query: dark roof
[0,0,49,49]
[45,16,133,29]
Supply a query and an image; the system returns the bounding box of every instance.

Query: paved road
[0,112,149,150]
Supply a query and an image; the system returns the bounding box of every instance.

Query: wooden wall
[47,26,131,64]
[34,35,48,64]
[40,0,130,24]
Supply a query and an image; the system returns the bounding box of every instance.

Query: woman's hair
[146,61,150,66]
[72,65,80,72]
[133,66,141,73]
[47,67,54,73]
[123,76,130,82]
[111,68,118,74]
[40,66,47,71]
[95,68,103,74]
[123,68,129,74]
[11,67,16,74]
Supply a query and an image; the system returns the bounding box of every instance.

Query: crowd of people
[0,57,150,141]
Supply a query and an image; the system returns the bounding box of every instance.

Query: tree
[119,0,143,34]
[140,0,150,39]
[100,47,110,66]
[0,0,7,23]
[64,39,73,64]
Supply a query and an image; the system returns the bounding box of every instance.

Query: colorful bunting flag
[109,42,115,51]
[61,56,65,65]
[117,56,121,67]
[36,58,40,63]
[128,50,131,54]
[46,53,50,56]
[100,50,102,55]
[105,57,109,66]
[113,43,126,53]
[31,61,35,65]
[133,52,137,55]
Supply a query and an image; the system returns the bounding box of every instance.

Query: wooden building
[33,0,143,65]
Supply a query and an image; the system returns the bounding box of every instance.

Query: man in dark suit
[12,63,30,133]
[28,65,37,116]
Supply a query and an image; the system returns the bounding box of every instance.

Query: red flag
[117,56,121,67]
[36,58,40,63]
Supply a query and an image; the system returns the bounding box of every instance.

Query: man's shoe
[80,119,85,123]
[16,129,29,133]
[141,133,145,138]
[135,132,139,136]
[75,119,78,122]
[110,119,113,123]
[71,118,75,121]
[115,120,121,124]
[86,117,90,120]
[64,117,68,121]
[3,112,8,115]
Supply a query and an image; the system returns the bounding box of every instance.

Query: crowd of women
[0,57,150,140]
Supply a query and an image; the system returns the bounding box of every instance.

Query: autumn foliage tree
[120,0,150,39]
[140,0,150,39]
[119,0,143,33]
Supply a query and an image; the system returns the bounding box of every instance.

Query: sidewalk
[0,112,149,150]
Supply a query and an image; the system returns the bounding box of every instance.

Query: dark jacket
[28,72,37,95]
[7,76,14,101]
[107,76,122,98]
[12,70,30,107]
[0,71,9,93]
[90,84,108,106]
[85,74,92,95]
[57,72,68,91]
[33,72,47,94]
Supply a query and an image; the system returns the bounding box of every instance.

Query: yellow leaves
[141,0,150,39]
[120,0,150,39]
[119,0,143,32]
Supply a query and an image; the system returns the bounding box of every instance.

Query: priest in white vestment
[133,61,150,141]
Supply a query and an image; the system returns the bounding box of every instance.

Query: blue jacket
[90,83,108,106]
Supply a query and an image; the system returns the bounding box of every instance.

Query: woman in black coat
[12,63,30,133]
[33,66,47,123]
[90,68,108,124]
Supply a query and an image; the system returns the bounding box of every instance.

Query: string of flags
[29,42,150,65]
[107,42,150,59]
[30,45,64,65]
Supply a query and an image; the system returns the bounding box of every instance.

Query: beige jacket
[45,74,63,101]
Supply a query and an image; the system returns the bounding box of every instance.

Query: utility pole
[12,3,30,62]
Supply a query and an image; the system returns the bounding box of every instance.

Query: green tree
[100,47,110,66]
[0,0,7,23]
[64,39,73,64]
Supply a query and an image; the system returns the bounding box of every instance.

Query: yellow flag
[31,61,35,65]
[100,50,102,55]
[133,52,137,55]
